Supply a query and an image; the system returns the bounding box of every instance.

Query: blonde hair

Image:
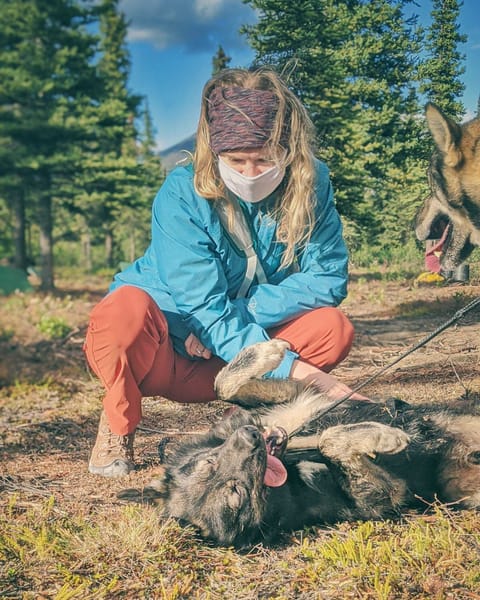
[194,67,317,268]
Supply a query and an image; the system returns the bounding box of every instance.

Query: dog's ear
[117,468,169,507]
[425,102,463,168]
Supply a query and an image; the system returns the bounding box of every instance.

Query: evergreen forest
[0,0,474,290]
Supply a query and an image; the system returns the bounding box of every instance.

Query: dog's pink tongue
[264,454,287,487]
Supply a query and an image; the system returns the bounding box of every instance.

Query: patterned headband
[207,86,282,153]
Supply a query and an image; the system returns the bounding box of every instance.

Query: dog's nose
[238,425,262,446]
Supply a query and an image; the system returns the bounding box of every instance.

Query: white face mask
[218,158,286,203]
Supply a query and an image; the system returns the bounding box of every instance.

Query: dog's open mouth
[263,427,288,487]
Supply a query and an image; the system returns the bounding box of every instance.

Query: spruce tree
[138,98,164,198]
[418,0,466,119]
[0,0,164,280]
[75,0,143,269]
[117,98,164,263]
[242,0,424,249]
[0,0,99,288]
[212,45,232,74]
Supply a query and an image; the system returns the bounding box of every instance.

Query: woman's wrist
[289,359,321,380]
[290,359,340,393]
[289,359,369,401]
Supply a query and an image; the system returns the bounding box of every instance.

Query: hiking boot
[88,411,135,477]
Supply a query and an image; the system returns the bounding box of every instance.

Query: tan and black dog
[120,340,480,548]
[415,103,480,272]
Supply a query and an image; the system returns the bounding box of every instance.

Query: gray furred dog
[415,102,480,272]
[119,340,480,548]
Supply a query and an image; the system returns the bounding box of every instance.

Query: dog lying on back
[120,340,480,548]
[415,102,480,272]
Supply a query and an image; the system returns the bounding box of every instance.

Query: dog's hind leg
[292,422,411,518]
[287,421,410,459]
[318,422,410,458]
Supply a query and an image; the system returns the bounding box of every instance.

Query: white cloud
[194,0,224,20]
[119,0,257,52]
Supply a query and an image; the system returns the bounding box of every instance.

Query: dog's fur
[119,340,480,548]
[415,102,480,271]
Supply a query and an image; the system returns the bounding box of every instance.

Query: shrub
[37,315,72,339]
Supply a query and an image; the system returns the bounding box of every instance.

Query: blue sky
[119,0,480,151]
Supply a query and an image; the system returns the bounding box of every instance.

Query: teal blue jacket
[110,159,348,378]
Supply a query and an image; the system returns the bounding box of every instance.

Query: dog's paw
[319,422,410,460]
[249,340,290,375]
[215,340,290,399]
[368,424,410,456]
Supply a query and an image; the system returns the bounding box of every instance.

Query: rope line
[288,295,480,437]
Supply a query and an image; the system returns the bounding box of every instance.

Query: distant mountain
[159,133,196,172]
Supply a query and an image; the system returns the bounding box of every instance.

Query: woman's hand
[290,359,369,401]
[185,333,212,359]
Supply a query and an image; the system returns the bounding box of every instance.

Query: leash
[288,295,480,438]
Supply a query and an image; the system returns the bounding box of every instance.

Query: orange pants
[84,286,354,434]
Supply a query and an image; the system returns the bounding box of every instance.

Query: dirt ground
[1,269,480,521]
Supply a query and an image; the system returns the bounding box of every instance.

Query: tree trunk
[38,192,55,290]
[82,227,92,272]
[105,230,113,268]
[12,190,28,270]
[129,228,135,262]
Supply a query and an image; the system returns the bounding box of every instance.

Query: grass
[2,499,480,598]
[2,263,480,598]
[296,509,480,598]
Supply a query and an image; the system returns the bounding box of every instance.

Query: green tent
[0,265,33,295]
